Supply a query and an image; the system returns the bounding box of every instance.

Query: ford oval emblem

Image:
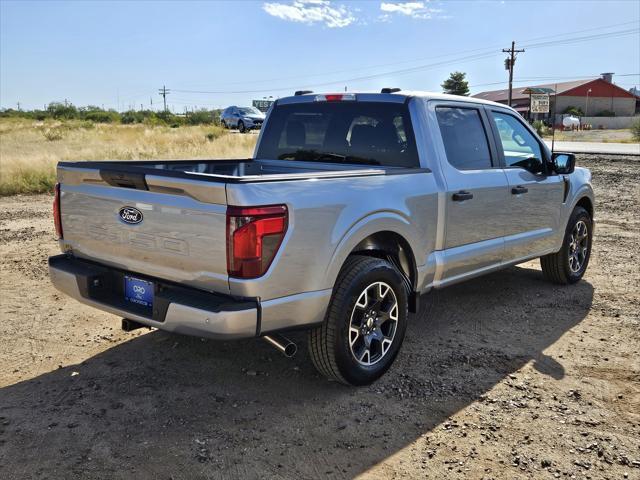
[119,206,143,224]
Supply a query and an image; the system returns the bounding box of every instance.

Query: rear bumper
[48,255,332,339]
[49,255,257,339]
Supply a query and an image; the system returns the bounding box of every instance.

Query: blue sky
[1,0,639,111]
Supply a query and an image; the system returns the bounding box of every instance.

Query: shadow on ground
[0,265,593,479]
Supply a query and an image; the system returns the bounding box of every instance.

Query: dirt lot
[0,155,638,479]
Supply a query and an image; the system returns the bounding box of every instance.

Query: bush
[1,104,227,128]
[186,109,213,125]
[204,129,225,142]
[532,120,549,136]
[83,109,120,123]
[563,106,584,116]
[121,110,144,124]
[42,127,65,141]
[47,102,78,120]
[631,119,640,142]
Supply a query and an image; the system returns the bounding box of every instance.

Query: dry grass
[0,118,258,196]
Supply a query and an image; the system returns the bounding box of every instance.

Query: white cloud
[263,0,356,28]
[380,1,442,19]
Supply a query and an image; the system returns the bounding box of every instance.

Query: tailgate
[58,166,229,293]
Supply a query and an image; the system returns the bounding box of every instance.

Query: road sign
[530,94,550,114]
[252,100,274,113]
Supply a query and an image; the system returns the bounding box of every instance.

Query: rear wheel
[540,206,592,284]
[308,255,408,386]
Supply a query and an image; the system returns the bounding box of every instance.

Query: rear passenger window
[436,107,492,170]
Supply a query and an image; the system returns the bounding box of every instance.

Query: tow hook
[262,334,297,357]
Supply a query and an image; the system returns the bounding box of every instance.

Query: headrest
[350,124,377,150]
[286,121,306,146]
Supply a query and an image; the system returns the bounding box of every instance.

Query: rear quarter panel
[226,172,439,300]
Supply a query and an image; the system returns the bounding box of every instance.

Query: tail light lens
[53,183,63,239]
[314,93,356,102]
[226,205,288,279]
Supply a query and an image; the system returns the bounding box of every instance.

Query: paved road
[544,140,639,155]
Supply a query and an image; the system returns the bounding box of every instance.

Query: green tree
[563,106,584,116]
[441,71,470,96]
[47,102,78,119]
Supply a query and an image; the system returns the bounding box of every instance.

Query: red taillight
[53,183,63,239]
[226,205,288,279]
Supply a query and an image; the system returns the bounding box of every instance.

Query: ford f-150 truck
[49,90,594,385]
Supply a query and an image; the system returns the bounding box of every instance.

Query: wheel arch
[323,211,422,300]
[575,196,593,219]
[350,231,417,292]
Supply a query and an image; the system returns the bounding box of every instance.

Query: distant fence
[554,115,639,129]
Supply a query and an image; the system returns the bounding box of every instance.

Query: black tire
[540,206,592,284]
[238,120,245,133]
[221,120,227,129]
[308,255,409,386]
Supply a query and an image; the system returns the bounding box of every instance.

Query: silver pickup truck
[49,91,594,385]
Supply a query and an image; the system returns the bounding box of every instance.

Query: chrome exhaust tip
[262,334,297,357]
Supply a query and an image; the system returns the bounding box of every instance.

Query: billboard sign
[252,99,274,113]
[530,94,550,113]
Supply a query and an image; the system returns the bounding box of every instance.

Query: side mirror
[552,153,575,175]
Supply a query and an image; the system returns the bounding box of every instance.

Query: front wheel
[308,255,408,386]
[238,120,246,133]
[540,206,592,284]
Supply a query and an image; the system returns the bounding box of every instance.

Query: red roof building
[473,74,639,118]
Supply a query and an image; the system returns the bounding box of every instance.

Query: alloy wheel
[568,220,589,273]
[348,282,399,366]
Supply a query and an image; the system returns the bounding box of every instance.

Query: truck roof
[278,91,507,108]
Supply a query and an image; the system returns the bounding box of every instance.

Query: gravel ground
[0,154,638,479]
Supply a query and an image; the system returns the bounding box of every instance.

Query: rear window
[435,107,492,170]
[255,101,420,168]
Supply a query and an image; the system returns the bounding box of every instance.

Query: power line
[178,20,640,90]
[172,27,639,96]
[522,28,639,49]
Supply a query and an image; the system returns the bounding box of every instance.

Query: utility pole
[158,85,170,112]
[16,102,20,111]
[502,41,525,107]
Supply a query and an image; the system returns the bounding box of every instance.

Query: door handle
[452,191,473,201]
[511,185,529,195]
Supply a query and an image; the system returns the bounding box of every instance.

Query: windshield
[255,101,420,168]
[239,107,262,115]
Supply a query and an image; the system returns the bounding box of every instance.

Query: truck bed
[57,158,417,187]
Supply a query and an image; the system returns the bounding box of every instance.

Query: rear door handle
[511,185,529,195]
[452,191,473,201]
